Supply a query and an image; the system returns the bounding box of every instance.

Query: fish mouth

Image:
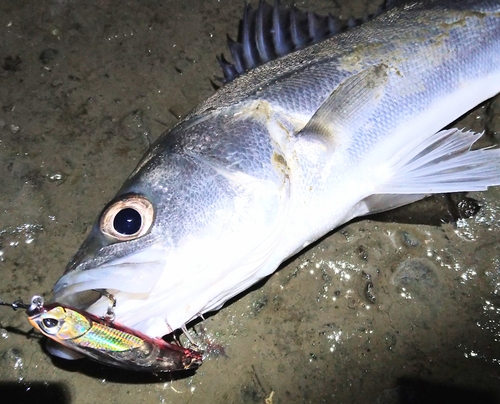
[52,248,168,336]
[53,258,165,302]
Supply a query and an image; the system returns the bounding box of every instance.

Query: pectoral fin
[298,64,390,149]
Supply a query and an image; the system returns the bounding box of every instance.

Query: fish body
[54,0,500,339]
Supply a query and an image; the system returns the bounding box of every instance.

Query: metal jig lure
[1,295,203,372]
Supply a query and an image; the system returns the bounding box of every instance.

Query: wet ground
[1,1,500,403]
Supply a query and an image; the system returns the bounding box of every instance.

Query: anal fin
[361,128,500,216]
[378,128,500,194]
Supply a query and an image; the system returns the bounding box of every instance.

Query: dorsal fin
[218,0,387,83]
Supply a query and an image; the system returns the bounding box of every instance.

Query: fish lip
[51,288,102,311]
[54,262,164,296]
[53,247,167,311]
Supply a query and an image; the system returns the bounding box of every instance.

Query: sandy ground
[1,1,500,403]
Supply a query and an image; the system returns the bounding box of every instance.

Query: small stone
[391,258,439,299]
[401,230,420,247]
[120,109,151,143]
[2,55,22,72]
[39,48,59,64]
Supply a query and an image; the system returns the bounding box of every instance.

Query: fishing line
[0,297,31,311]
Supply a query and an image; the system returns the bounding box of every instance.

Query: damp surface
[1,1,500,403]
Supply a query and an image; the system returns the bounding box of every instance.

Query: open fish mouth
[52,249,169,336]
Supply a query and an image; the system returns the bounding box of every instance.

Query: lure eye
[43,318,59,328]
[100,194,154,241]
[39,316,62,335]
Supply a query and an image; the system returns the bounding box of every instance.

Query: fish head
[53,191,164,314]
[53,122,289,338]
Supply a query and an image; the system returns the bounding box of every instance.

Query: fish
[52,0,500,343]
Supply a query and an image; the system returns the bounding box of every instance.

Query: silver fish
[53,0,500,339]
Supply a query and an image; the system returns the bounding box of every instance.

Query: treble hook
[91,289,116,322]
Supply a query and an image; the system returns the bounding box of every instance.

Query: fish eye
[114,208,142,235]
[100,194,154,241]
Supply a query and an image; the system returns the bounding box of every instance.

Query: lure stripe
[73,322,144,352]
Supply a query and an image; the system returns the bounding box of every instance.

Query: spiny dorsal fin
[218,0,387,83]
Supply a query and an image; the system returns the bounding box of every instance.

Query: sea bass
[53,0,500,339]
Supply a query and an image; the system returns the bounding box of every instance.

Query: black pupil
[43,318,59,328]
[113,208,142,235]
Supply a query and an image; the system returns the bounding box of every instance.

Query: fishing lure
[1,295,203,372]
